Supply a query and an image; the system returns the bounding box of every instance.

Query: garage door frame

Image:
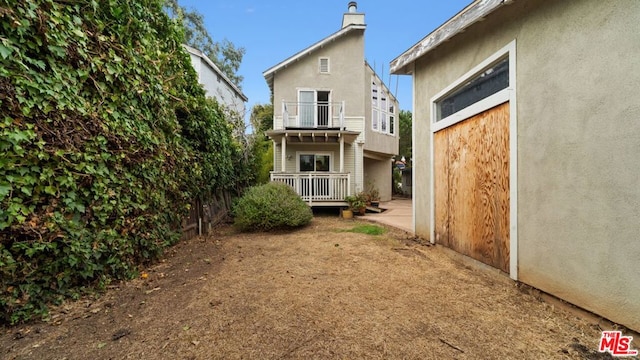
[429,40,518,280]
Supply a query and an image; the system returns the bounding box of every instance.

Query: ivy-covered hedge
[0,0,244,324]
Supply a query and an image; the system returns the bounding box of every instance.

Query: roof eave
[390,0,511,75]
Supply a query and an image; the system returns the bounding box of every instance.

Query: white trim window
[371,81,379,131]
[380,92,387,133]
[431,41,516,133]
[389,104,395,135]
[371,77,395,135]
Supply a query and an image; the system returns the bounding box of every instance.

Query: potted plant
[365,182,380,208]
[345,194,367,216]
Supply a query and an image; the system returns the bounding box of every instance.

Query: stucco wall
[272,30,365,120]
[408,0,640,330]
[363,158,393,202]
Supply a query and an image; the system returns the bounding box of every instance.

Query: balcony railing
[271,172,350,205]
[281,101,344,129]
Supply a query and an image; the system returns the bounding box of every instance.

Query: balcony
[271,172,350,206]
[281,101,345,130]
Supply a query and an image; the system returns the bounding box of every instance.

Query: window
[436,57,509,121]
[372,81,379,130]
[389,105,395,135]
[319,58,330,73]
[371,78,395,136]
[300,154,330,172]
[380,93,387,132]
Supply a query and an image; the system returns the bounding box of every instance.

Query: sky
[176,0,471,123]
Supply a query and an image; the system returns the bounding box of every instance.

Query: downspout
[281,136,287,172]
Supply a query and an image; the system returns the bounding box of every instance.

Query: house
[184,44,248,117]
[390,0,640,331]
[263,2,399,206]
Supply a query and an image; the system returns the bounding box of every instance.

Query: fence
[181,191,233,241]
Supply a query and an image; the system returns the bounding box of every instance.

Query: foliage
[344,193,366,211]
[339,225,386,236]
[392,169,404,195]
[398,110,412,164]
[249,103,274,184]
[364,181,380,202]
[0,0,245,324]
[249,103,274,137]
[232,183,312,232]
[164,0,245,87]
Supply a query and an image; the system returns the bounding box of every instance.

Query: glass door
[299,154,331,199]
[299,91,315,127]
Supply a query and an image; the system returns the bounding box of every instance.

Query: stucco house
[263,2,399,206]
[184,44,248,117]
[390,0,640,331]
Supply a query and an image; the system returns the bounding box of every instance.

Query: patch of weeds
[339,224,386,236]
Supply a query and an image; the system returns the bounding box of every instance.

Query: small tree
[249,103,274,184]
[398,110,412,164]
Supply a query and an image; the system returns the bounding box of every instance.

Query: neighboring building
[184,44,248,116]
[391,0,640,331]
[263,2,399,206]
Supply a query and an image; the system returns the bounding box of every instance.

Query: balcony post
[339,134,344,173]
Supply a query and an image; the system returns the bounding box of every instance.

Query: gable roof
[183,44,248,102]
[262,23,366,92]
[390,0,510,75]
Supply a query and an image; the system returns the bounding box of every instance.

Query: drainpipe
[339,135,345,173]
[281,136,287,173]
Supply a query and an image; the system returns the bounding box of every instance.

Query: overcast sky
[176,0,471,120]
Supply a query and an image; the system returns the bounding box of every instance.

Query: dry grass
[1,216,634,359]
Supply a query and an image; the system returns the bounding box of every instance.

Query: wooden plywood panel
[434,131,450,247]
[448,119,476,258]
[434,102,510,273]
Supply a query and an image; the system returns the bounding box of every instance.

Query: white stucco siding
[272,30,365,123]
[407,0,640,331]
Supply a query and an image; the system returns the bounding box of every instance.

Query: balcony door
[299,153,331,199]
[298,90,331,128]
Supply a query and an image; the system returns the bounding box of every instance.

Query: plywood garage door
[434,102,510,273]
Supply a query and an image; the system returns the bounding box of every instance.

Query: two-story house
[184,44,248,117]
[263,2,399,206]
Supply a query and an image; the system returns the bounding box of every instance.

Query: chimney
[342,1,365,28]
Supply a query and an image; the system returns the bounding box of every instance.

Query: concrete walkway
[364,198,413,233]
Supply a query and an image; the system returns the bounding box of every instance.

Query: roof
[262,24,367,92]
[183,44,248,102]
[390,0,511,75]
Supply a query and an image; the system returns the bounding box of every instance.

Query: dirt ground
[1,215,636,359]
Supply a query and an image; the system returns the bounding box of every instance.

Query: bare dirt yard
[1,215,635,359]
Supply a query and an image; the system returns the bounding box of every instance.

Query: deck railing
[271,172,350,205]
[281,101,344,129]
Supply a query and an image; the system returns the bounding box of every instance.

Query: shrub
[232,183,312,231]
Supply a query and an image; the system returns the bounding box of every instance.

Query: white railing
[281,101,344,129]
[271,172,350,205]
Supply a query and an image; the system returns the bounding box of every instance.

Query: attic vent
[319,57,330,73]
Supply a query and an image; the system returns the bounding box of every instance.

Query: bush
[232,183,312,231]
